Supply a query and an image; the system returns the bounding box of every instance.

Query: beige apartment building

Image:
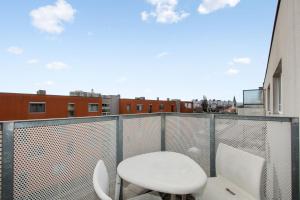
[263,0,300,117]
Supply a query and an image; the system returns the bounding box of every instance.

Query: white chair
[198,143,265,200]
[93,160,162,200]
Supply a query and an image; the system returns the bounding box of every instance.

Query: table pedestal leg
[115,175,121,200]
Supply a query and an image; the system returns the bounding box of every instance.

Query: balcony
[0,113,299,200]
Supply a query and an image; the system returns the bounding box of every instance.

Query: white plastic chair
[93,160,162,200]
[198,143,265,200]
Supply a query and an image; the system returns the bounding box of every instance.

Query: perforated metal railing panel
[0,124,2,198]
[215,118,292,200]
[165,116,211,176]
[13,120,117,200]
[123,116,161,159]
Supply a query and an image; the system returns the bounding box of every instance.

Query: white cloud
[30,0,76,34]
[142,0,189,24]
[141,11,150,21]
[233,57,251,65]
[226,68,239,76]
[156,51,170,58]
[27,59,39,64]
[7,46,24,55]
[46,61,69,70]
[198,0,240,14]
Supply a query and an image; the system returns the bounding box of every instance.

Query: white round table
[117,151,207,195]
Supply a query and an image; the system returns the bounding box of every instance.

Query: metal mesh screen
[0,124,2,198]
[13,120,117,200]
[215,118,292,200]
[123,116,161,159]
[165,116,211,176]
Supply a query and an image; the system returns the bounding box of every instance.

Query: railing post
[116,116,123,200]
[210,114,216,177]
[291,118,299,200]
[2,122,14,200]
[161,113,166,151]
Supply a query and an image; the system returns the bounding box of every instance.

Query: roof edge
[263,0,282,86]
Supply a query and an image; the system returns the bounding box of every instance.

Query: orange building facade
[119,99,179,114]
[0,93,102,121]
[0,92,194,121]
[180,101,194,113]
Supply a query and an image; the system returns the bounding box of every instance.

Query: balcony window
[148,104,153,113]
[126,104,131,112]
[88,103,99,112]
[136,104,143,112]
[68,103,75,117]
[273,61,282,114]
[185,103,192,109]
[29,102,46,113]
[159,104,164,110]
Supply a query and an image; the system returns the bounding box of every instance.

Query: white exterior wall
[237,107,265,116]
[264,0,300,118]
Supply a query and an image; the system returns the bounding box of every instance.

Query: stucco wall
[263,0,300,118]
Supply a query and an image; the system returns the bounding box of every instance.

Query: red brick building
[0,93,102,121]
[0,92,194,121]
[180,101,194,113]
[119,98,180,114]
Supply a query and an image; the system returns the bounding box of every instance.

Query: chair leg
[115,175,121,200]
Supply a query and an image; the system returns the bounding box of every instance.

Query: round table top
[117,151,207,195]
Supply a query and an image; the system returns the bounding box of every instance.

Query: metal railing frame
[1,113,299,200]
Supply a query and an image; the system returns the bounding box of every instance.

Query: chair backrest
[216,143,265,200]
[93,160,112,200]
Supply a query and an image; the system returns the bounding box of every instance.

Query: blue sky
[0,0,277,101]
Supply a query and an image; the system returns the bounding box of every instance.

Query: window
[88,103,99,112]
[171,105,175,112]
[159,104,164,110]
[126,104,131,112]
[136,104,143,112]
[68,103,75,117]
[148,104,153,113]
[267,85,271,112]
[273,61,282,114]
[102,104,109,108]
[29,102,46,113]
[185,103,192,109]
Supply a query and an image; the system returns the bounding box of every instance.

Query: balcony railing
[243,89,264,105]
[1,113,299,200]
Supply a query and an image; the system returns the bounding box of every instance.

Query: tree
[202,95,208,112]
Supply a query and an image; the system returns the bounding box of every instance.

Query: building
[70,89,101,97]
[180,101,193,113]
[102,95,120,115]
[263,0,300,118]
[0,92,102,121]
[119,98,183,114]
